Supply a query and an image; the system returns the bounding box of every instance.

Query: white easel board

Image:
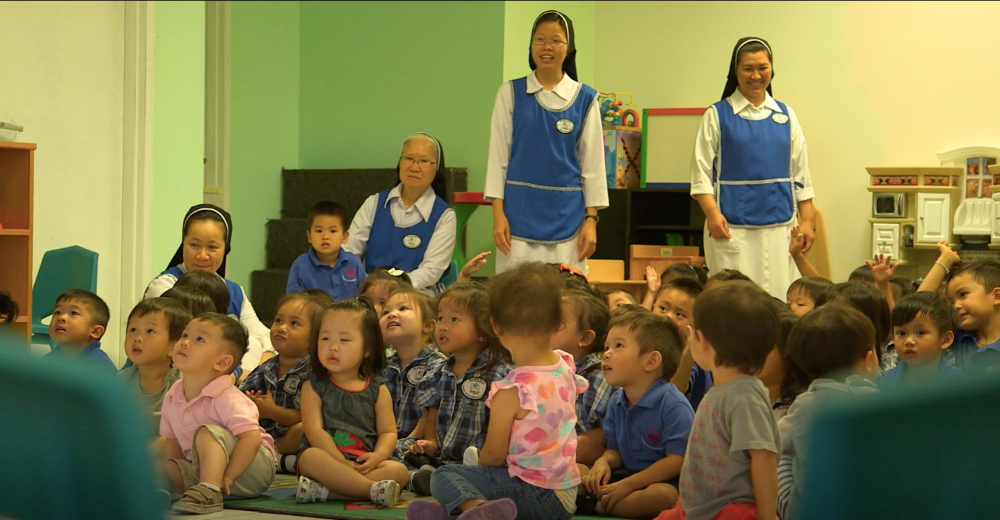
[640,108,707,187]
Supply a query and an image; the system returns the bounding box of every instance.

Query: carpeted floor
[223,474,612,519]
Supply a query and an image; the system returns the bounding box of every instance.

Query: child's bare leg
[194,426,227,488]
[298,448,386,499]
[605,483,679,518]
[362,460,409,486]
[162,459,185,493]
[275,423,304,454]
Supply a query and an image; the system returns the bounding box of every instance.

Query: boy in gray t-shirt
[656,281,781,520]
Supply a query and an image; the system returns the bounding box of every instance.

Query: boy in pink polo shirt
[161,313,277,514]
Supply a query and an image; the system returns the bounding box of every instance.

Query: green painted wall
[297,1,505,275]
[151,1,206,280]
[229,1,300,289]
[503,1,595,85]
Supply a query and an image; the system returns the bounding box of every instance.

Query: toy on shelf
[598,92,640,128]
[599,92,643,189]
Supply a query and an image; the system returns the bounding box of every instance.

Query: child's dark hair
[611,304,650,319]
[605,289,637,306]
[693,281,779,374]
[550,263,590,291]
[308,200,351,230]
[175,270,230,314]
[384,288,438,344]
[55,289,110,338]
[891,291,957,335]
[949,258,1000,294]
[128,298,192,342]
[0,291,19,324]
[661,263,708,286]
[275,291,334,338]
[786,303,876,382]
[563,288,612,355]
[162,286,217,318]
[608,312,684,380]
[360,266,413,296]
[194,313,248,374]
[303,289,336,304]
[706,268,752,286]
[490,262,562,336]
[888,276,916,303]
[311,297,386,380]
[655,277,704,301]
[815,281,890,359]
[774,302,806,404]
[787,276,834,303]
[848,265,875,283]
[438,282,511,368]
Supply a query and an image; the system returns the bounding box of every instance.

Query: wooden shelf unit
[0,142,35,346]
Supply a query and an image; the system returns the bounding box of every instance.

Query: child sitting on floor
[879,291,961,390]
[361,267,413,316]
[45,289,115,374]
[286,201,366,300]
[777,303,881,520]
[241,291,332,474]
[785,276,833,317]
[579,313,694,518]
[161,313,276,514]
[654,278,713,411]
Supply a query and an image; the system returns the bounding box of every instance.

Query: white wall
[0,1,125,363]
[594,1,1000,280]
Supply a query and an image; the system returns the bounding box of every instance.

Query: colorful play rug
[223,474,612,519]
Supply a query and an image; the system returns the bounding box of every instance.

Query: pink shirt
[487,350,589,490]
[160,375,277,462]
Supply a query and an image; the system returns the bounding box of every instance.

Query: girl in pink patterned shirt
[407,262,589,520]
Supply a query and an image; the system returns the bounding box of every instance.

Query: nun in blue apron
[144,204,275,378]
[344,133,456,295]
[485,10,609,274]
[690,37,817,298]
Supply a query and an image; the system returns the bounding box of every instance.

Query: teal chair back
[31,246,99,342]
[801,374,1000,519]
[0,327,162,520]
[441,259,459,288]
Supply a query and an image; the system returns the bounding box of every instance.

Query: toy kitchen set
[867,148,1000,279]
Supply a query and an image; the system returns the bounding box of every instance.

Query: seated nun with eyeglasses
[343,133,457,295]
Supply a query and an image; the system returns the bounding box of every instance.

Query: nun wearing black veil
[485,10,608,274]
[689,37,817,298]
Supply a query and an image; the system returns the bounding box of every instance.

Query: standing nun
[689,37,817,298]
[485,10,608,274]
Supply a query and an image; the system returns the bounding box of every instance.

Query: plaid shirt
[385,345,446,456]
[575,351,614,433]
[416,352,513,464]
[238,355,310,440]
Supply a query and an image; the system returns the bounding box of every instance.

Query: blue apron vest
[505,77,595,243]
[713,99,795,227]
[365,189,451,287]
[162,266,244,317]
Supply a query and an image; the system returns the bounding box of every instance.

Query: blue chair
[31,246,99,346]
[441,259,459,288]
[0,327,162,520]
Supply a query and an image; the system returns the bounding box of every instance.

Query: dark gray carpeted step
[249,269,289,328]
[265,219,310,270]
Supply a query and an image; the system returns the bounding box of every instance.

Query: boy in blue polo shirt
[45,289,116,373]
[578,312,694,518]
[879,291,962,391]
[286,201,365,300]
[944,259,1000,374]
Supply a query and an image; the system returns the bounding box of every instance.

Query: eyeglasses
[401,156,437,168]
[532,38,567,48]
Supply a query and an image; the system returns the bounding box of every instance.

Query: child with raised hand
[656,281,781,520]
[653,278,713,411]
[241,291,333,474]
[785,276,833,317]
[405,282,514,495]
[879,291,961,391]
[640,266,662,310]
[380,288,446,460]
[161,313,276,514]
[815,282,893,371]
[456,252,492,285]
[776,303,881,520]
[119,298,190,440]
[295,298,408,507]
[408,262,589,520]
[918,240,962,293]
[579,313,693,519]
[789,225,820,278]
[551,288,613,466]
[865,253,902,310]
[361,267,413,316]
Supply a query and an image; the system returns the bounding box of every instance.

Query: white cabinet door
[872,223,899,259]
[992,194,1000,244]
[917,193,951,244]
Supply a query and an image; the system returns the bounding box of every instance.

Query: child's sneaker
[411,468,434,496]
[296,475,328,504]
[369,479,400,507]
[456,498,517,520]
[463,446,479,465]
[171,483,223,514]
